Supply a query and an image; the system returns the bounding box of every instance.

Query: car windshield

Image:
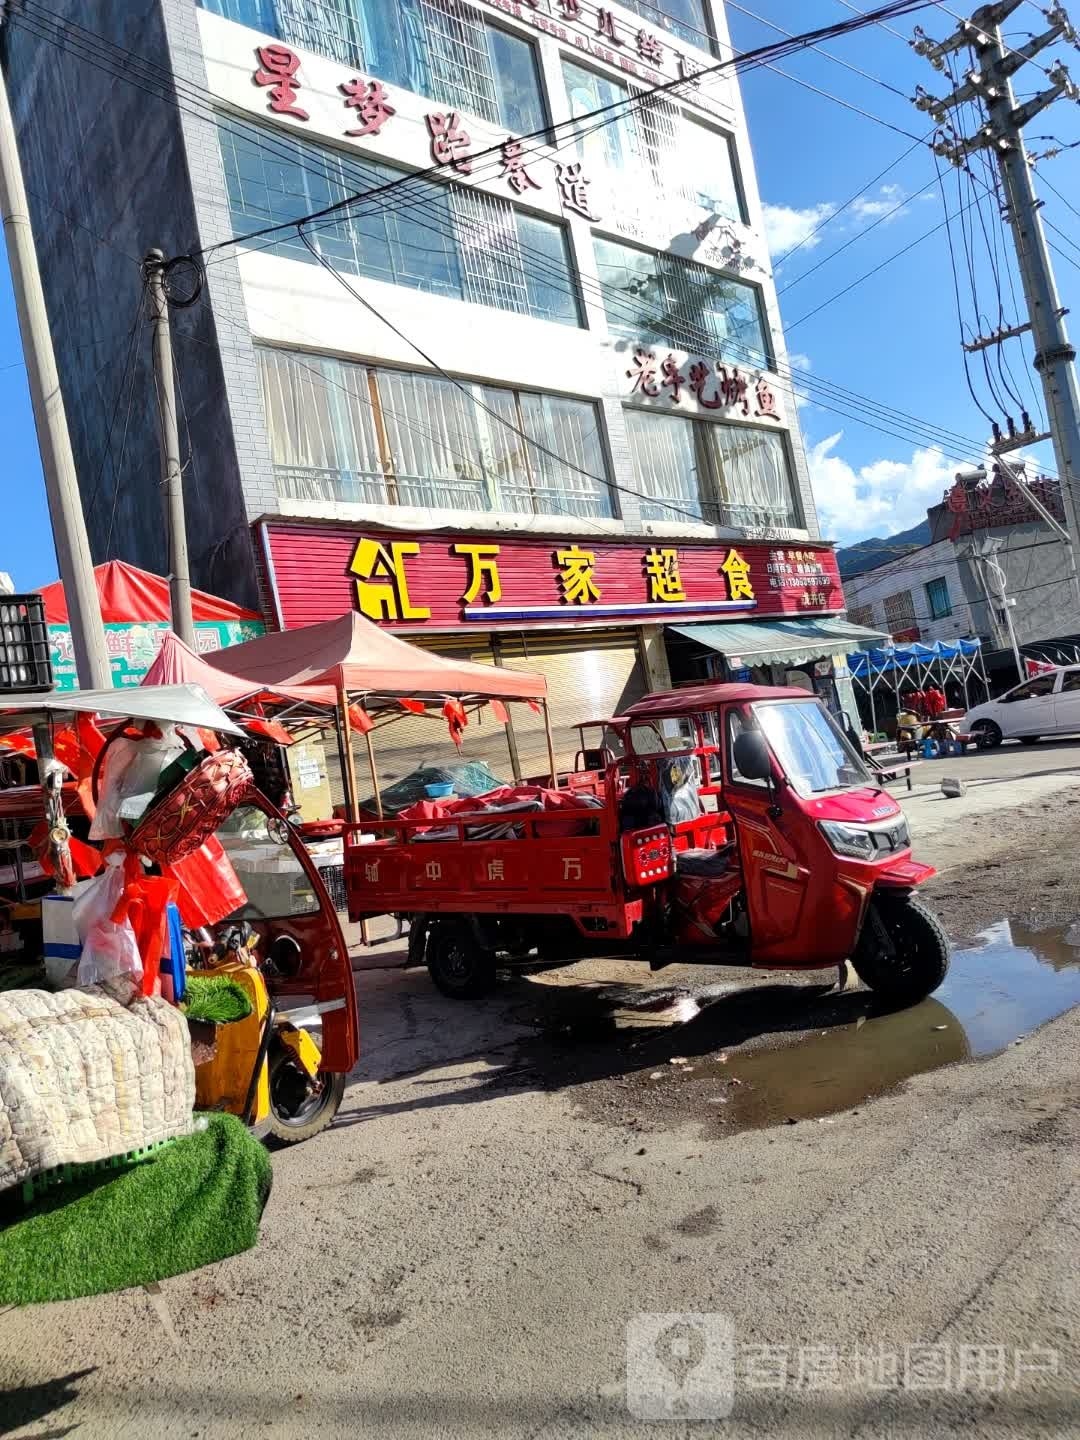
[754,699,872,796]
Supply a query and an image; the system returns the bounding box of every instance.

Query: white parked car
[962,665,1080,747]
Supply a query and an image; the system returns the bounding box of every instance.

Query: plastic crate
[0,593,52,692]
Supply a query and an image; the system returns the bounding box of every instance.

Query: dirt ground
[1,787,1078,1439]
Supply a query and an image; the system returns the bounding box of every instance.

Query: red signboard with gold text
[262,525,844,633]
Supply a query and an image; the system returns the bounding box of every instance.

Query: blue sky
[2,0,1078,588]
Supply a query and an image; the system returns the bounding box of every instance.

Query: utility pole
[0,55,110,689]
[144,249,195,649]
[914,0,1080,623]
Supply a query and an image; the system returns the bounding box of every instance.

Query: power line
[725,0,913,101]
[776,180,935,295]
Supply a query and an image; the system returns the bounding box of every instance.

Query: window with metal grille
[219,124,581,326]
[563,60,744,224]
[257,347,615,519]
[595,235,770,367]
[925,577,952,619]
[624,407,800,530]
[883,589,917,635]
[847,603,875,629]
[200,0,547,133]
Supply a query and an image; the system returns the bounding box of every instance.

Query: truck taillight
[620,826,672,887]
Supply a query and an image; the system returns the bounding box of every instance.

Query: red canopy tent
[142,633,337,715]
[38,561,261,625]
[208,613,549,817]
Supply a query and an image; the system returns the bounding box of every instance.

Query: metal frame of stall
[849,640,989,736]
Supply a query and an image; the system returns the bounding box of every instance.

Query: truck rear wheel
[851,894,950,1007]
[267,1047,346,1143]
[427,923,497,1000]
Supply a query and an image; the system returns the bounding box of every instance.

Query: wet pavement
[503,917,1080,1134]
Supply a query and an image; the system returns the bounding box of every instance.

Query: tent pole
[869,676,877,736]
[364,727,383,819]
[339,688,361,824]
[543,700,557,786]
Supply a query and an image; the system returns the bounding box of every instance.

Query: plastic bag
[72,852,143,986]
[89,725,187,840]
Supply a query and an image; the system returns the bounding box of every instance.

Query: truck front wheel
[851,894,950,1007]
[427,923,497,1000]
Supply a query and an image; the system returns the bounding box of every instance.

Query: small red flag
[490,700,508,725]
[348,703,375,733]
[398,698,425,715]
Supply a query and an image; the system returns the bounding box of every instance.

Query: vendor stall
[208,612,549,820]
[848,639,989,736]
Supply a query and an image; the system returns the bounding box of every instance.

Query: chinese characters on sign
[555,161,599,221]
[556,546,602,605]
[767,550,833,609]
[426,110,473,174]
[644,547,687,603]
[349,537,431,622]
[254,44,309,120]
[627,348,781,421]
[341,78,395,137]
[500,138,541,195]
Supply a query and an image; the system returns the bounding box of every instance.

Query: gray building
[4,0,861,771]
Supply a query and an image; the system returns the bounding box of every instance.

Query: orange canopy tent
[142,633,338,717]
[208,612,550,817]
[38,560,261,625]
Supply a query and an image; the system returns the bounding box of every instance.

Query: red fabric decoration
[129,749,253,865]
[526,699,542,714]
[490,700,508,725]
[246,717,293,745]
[196,726,223,754]
[0,733,35,758]
[398,698,425,715]
[442,698,467,748]
[53,713,107,818]
[112,873,179,996]
[348,703,375,734]
[28,822,103,882]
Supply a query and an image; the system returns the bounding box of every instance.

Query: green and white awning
[669,617,889,669]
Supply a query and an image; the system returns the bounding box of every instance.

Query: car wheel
[972,719,1002,748]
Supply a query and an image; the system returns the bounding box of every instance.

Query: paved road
[1,758,1078,1439]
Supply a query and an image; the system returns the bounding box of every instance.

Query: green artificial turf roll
[0,1114,272,1304]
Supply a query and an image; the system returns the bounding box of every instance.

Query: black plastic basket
[0,593,53,692]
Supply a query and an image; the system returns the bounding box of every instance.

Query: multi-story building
[4,0,871,779]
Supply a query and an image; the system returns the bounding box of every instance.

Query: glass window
[727,711,768,787]
[625,408,799,530]
[1061,669,1080,692]
[256,348,614,518]
[925,577,952,619]
[754,702,870,798]
[201,0,546,132]
[1002,677,1055,701]
[595,236,769,366]
[219,124,581,327]
[216,805,321,918]
[621,0,715,53]
[563,62,743,224]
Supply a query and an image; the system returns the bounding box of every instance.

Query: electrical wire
[776,181,935,296]
[82,291,146,525]
[725,0,913,101]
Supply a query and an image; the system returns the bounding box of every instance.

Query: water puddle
[511,919,1080,1133]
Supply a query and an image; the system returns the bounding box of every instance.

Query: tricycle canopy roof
[0,683,246,737]
[207,611,547,703]
[624,682,809,721]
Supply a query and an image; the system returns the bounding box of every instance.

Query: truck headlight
[818,820,877,859]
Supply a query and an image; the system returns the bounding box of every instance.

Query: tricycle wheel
[267,1048,346,1144]
[427,923,496,1000]
[851,894,950,1007]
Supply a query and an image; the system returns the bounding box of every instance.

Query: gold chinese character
[720,547,755,602]
[454,541,502,604]
[555,545,601,604]
[349,537,430,621]
[643,546,687,603]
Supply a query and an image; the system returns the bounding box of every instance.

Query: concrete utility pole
[914,0,1080,613]
[144,249,195,649]
[0,56,110,688]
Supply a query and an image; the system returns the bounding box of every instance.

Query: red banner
[262,524,844,633]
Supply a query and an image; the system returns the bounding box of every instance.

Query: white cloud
[807,431,956,544]
[850,182,909,223]
[761,201,835,255]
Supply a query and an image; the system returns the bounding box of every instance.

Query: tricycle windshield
[753,700,871,797]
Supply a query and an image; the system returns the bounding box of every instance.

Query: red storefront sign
[262,525,844,633]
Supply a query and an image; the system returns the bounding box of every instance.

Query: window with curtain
[219,125,581,326]
[257,348,615,518]
[625,407,800,530]
[200,0,547,132]
[925,577,952,619]
[594,236,770,366]
[562,61,744,224]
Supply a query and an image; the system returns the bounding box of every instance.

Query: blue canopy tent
[846,639,988,734]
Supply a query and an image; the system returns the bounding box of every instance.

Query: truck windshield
[754,700,871,797]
